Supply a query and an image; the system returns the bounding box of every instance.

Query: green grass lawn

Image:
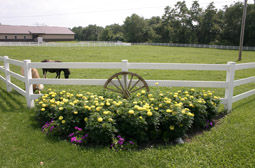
[0,46,255,167]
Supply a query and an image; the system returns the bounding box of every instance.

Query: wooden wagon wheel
[104,71,149,99]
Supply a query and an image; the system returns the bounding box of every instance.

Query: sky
[0,0,253,28]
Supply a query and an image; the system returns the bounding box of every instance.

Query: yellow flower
[136,93,141,97]
[35,99,39,102]
[128,110,134,115]
[155,82,159,86]
[147,111,153,116]
[41,108,45,111]
[62,120,66,124]
[50,99,55,104]
[97,117,103,122]
[148,94,153,98]
[189,104,194,108]
[108,118,113,122]
[84,105,89,109]
[141,90,146,94]
[59,107,64,111]
[106,102,111,106]
[187,112,194,117]
[103,111,109,115]
[42,104,47,107]
[84,117,88,122]
[48,88,52,91]
[73,111,78,115]
[59,116,63,120]
[154,107,158,110]
[191,88,195,91]
[133,101,138,105]
[96,107,102,111]
[63,98,68,103]
[139,116,143,120]
[169,125,175,130]
[69,102,74,106]
[166,109,172,113]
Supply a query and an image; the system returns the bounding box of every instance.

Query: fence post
[3,56,12,92]
[23,59,34,108]
[224,61,236,112]
[121,60,128,88]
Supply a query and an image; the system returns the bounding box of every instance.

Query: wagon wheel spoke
[104,72,149,99]
[105,87,123,94]
[116,76,125,91]
[129,79,141,92]
[130,86,146,93]
[109,81,123,92]
[127,75,133,89]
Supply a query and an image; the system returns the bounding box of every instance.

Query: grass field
[0,46,255,167]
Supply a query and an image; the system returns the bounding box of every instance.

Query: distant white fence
[0,41,131,47]
[132,43,255,51]
[0,56,255,111]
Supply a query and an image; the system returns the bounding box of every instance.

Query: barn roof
[0,25,75,35]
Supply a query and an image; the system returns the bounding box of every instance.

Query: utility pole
[238,0,248,61]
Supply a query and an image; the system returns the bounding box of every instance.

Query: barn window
[15,36,17,39]
[24,36,26,39]
[5,36,8,39]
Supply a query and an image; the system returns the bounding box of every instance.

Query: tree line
[71,1,255,46]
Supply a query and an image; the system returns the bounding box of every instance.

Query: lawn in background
[0,46,255,167]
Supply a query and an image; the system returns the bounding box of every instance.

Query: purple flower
[50,126,55,132]
[210,122,213,126]
[71,137,77,143]
[129,141,134,145]
[118,140,124,145]
[77,140,82,143]
[77,128,82,131]
[82,133,88,140]
[117,135,121,139]
[74,126,78,130]
[69,132,74,137]
[119,137,125,141]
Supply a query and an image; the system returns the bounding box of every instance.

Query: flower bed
[34,88,220,148]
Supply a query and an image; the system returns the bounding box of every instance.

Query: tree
[199,2,221,44]
[100,24,124,41]
[123,14,148,42]
[81,25,104,41]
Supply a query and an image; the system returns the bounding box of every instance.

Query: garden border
[0,56,254,111]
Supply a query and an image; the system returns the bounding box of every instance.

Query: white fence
[0,56,255,111]
[132,43,255,51]
[0,41,131,47]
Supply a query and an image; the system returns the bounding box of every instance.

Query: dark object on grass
[41,59,70,79]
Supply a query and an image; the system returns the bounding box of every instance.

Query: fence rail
[0,41,131,47]
[132,43,255,51]
[0,56,254,111]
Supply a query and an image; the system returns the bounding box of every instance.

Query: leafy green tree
[100,24,124,41]
[123,14,148,42]
[82,25,104,41]
[198,2,221,44]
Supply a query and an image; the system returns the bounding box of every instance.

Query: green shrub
[34,88,220,146]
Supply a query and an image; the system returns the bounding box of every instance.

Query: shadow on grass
[233,95,255,111]
[0,86,26,112]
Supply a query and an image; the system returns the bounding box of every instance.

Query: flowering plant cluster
[68,126,88,144]
[34,87,220,146]
[110,135,136,151]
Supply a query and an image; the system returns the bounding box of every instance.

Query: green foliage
[71,2,255,46]
[34,88,220,145]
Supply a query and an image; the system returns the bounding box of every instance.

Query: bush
[34,88,220,146]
